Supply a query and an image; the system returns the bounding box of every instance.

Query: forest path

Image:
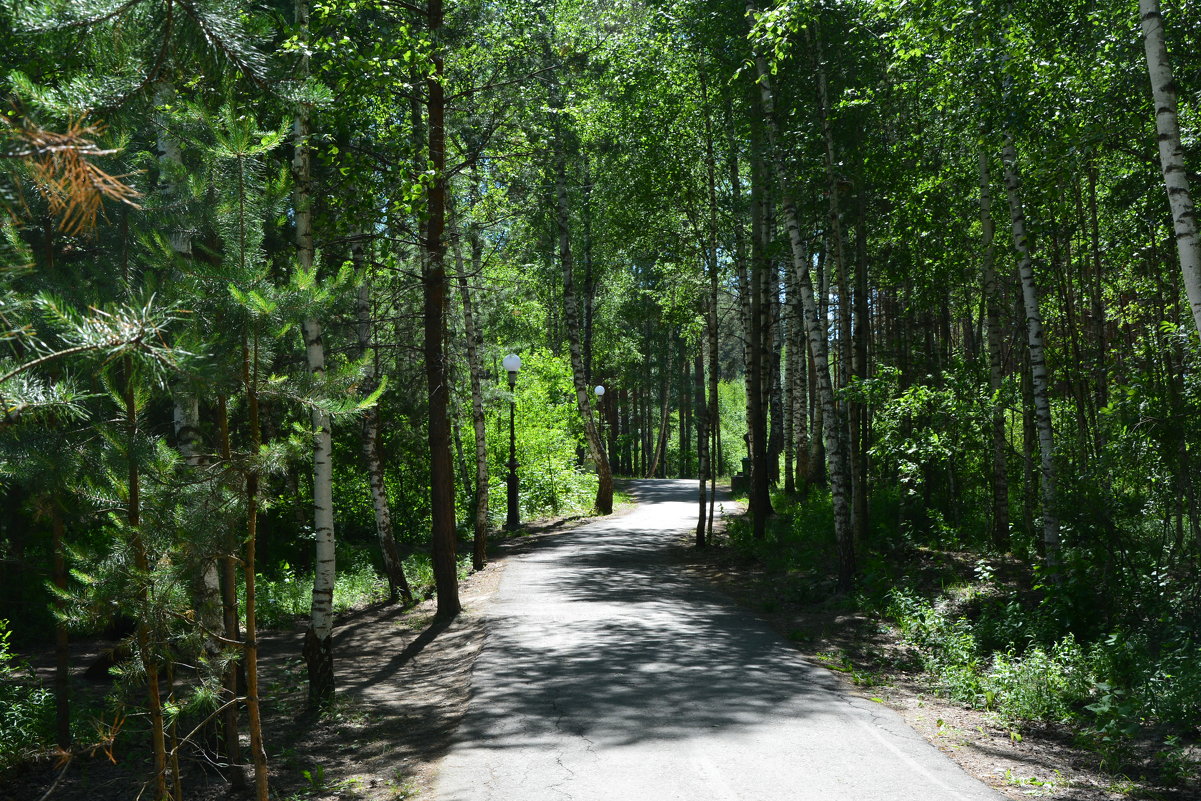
[434,478,1004,801]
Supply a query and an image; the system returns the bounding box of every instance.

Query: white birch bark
[294,0,334,704]
[1140,0,1201,342]
[355,264,412,602]
[752,45,855,589]
[1000,136,1061,564]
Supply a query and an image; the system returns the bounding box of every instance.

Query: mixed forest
[3,0,1201,797]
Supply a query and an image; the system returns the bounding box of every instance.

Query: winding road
[435,479,1003,800]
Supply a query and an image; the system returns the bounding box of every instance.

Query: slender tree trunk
[852,195,870,548]
[125,359,170,801]
[753,43,855,589]
[582,155,595,387]
[980,151,1010,550]
[50,504,70,750]
[456,229,490,571]
[356,259,413,602]
[702,72,721,542]
[783,285,796,496]
[241,338,270,801]
[1140,0,1201,342]
[694,347,709,546]
[554,93,613,514]
[215,396,245,790]
[680,347,691,478]
[648,356,672,479]
[791,249,810,496]
[1001,135,1061,566]
[294,0,335,703]
[747,117,773,535]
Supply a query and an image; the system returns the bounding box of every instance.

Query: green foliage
[0,620,53,769]
[885,586,1201,748]
[246,553,400,629]
[481,349,598,519]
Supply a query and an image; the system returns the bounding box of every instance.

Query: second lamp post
[503,353,522,530]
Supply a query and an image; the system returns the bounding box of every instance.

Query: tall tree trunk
[426,0,462,616]
[50,504,70,750]
[648,354,672,479]
[356,255,413,602]
[215,396,245,791]
[980,151,1010,551]
[294,0,336,703]
[790,244,810,495]
[694,347,709,546]
[582,154,595,387]
[701,72,721,542]
[241,338,270,801]
[747,116,773,535]
[752,41,855,589]
[783,280,796,496]
[811,19,865,554]
[1140,0,1201,342]
[125,359,171,801]
[1000,135,1061,566]
[852,194,871,549]
[680,346,691,478]
[456,228,490,571]
[555,93,613,514]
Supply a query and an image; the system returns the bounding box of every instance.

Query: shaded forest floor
[674,523,1201,801]
[0,508,621,801]
[6,487,1197,801]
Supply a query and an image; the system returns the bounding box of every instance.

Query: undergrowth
[725,487,1201,781]
[245,551,471,629]
[0,619,54,770]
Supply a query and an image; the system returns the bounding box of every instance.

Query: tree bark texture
[425,0,463,617]
[356,269,413,602]
[1140,0,1201,343]
[1000,135,1061,565]
[752,45,855,589]
[294,0,336,702]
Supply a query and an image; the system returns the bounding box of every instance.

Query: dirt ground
[4,496,1196,801]
[0,511,612,801]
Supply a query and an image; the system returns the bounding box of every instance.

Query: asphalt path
[435,479,1004,801]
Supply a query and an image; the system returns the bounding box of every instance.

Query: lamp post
[503,353,522,530]
[593,384,605,460]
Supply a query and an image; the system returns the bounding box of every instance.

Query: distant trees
[6,0,1201,794]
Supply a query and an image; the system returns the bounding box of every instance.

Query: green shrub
[985,637,1090,723]
[246,555,393,629]
[0,619,54,769]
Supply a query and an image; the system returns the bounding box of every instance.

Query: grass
[247,551,472,629]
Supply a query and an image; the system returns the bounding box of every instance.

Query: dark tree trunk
[425,0,461,618]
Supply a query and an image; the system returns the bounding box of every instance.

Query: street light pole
[503,353,522,530]
[594,384,606,464]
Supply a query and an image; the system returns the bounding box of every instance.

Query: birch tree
[1139,0,1201,343]
[751,36,856,589]
[293,0,336,706]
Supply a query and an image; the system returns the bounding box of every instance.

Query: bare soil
[0,509,617,801]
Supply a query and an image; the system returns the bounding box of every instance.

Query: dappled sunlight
[438,480,1003,801]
